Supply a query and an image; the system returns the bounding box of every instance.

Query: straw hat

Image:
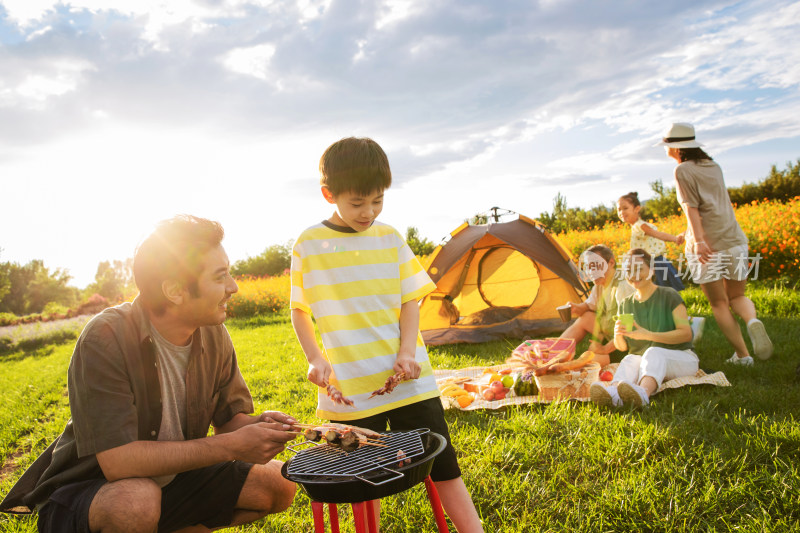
[655,122,703,148]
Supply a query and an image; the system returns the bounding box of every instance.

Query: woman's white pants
[614,347,699,388]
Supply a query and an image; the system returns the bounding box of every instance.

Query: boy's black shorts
[37,460,253,533]
[330,397,461,482]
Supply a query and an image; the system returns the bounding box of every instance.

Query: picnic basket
[507,338,576,369]
[534,362,600,401]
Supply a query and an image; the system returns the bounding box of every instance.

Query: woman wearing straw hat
[658,122,772,365]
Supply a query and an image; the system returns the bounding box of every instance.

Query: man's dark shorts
[330,397,461,482]
[37,461,253,533]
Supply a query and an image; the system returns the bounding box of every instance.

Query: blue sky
[1,0,799,288]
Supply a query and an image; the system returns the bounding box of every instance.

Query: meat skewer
[396,449,411,467]
[293,422,384,440]
[307,427,386,450]
[368,372,407,399]
[297,424,388,451]
[303,428,322,442]
[326,384,355,407]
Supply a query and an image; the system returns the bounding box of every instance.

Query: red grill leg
[329,504,340,533]
[423,476,450,532]
[365,500,378,532]
[311,501,326,532]
[351,501,368,533]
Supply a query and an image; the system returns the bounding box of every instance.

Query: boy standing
[290,137,483,532]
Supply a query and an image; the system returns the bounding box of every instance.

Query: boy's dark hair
[319,137,392,196]
[626,247,653,266]
[675,147,713,163]
[618,191,641,207]
[133,215,225,315]
[585,244,615,264]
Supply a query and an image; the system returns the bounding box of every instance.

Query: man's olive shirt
[1,298,254,513]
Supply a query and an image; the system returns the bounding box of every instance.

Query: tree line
[538,158,800,233]
[0,257,134,320]
[2,159,796,319]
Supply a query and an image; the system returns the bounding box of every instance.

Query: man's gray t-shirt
[150,326,191,486]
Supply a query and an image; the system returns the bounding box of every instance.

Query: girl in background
[617,191,685,292]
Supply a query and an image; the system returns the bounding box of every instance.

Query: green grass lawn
[1,286,799,532]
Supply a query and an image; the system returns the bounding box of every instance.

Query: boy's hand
[675,234,685,245]
[394,352,421,380]
[307,357,332,387]
[620,320,651,341]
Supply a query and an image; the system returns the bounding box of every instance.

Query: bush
[406,227,436,256]
[644,180,682,219]
[538,193,618,233]
[0,312,17,327]
[72,293,111,316]
[43,302,70,317]
[728,158,800,206]
[231,243,292,278]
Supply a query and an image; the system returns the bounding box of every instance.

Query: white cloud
[0,58,95,109]
[375,0,422,30]
[221,43,276,80]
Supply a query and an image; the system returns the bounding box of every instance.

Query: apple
[600,370,613,382]
[501,375,514,388]
[482,389,496,401]
[494,390,507,400]
[490,380,505,392]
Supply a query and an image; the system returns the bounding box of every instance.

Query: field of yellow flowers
[556,196,800,281]
[227,275,290,318]
[227,198,799,318]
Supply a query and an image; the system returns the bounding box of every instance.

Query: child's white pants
[614,347,699,388]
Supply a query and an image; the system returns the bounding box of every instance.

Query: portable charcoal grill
[282,428,447,504]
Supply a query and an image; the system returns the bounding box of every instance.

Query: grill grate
[287,429,427,479]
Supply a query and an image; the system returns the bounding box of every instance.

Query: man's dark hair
[625,247,654,277]
[627,247,653,265]
[133,215,224,315]
[319,137,392,196]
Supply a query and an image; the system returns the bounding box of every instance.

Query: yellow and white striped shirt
[291,220,439,420]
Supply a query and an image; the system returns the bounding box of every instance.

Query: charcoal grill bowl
[281,431,446,503]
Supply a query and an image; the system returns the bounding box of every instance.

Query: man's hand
[228,421,298,465]
[307,356,332,387]
[393,352,421,380]
[258,411,298,426]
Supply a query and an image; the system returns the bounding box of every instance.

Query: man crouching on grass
[1,215,297,532]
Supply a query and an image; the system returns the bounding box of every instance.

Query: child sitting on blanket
[559,244,634,367]
[589,248,698,408]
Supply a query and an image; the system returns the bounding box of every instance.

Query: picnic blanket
[435,363,731,411]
